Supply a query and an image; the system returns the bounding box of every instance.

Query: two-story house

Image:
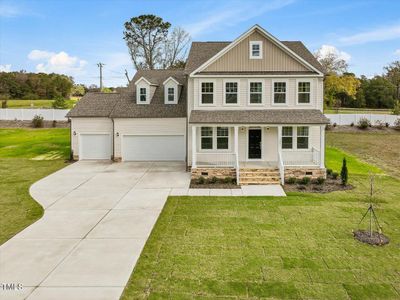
[67,24,329,185]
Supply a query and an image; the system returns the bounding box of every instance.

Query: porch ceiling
[189,109,329,125]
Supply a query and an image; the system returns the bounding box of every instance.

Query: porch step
[239,168,281,185]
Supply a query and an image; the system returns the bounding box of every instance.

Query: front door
[248,129,262,159]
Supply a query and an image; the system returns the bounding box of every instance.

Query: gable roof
[185,26,324,75]
[109,69,186,118]
[66,92,120,117]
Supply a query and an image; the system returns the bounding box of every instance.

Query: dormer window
[163,77,180,104]
[139,88,147,102]
[167,87,175,102]
[250,41,262,59]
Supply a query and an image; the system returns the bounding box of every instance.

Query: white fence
[0,109,70,121]
[325,114,398,126]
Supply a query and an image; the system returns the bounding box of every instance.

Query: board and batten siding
[114,118,186,159]
[188,77,323,111]
[70,117,113,158]
[204,30,309,72]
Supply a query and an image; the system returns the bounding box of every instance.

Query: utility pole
[97,63,105,90]
[124,69,131,84]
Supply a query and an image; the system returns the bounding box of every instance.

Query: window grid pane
[282,126,293,149]
[217,127,228,137]
[217,137,229,149]
[297,126,309,149]
[201,82,214,104]
[201,127,213,137]
[225,82,238,104]
[250,82,262,104]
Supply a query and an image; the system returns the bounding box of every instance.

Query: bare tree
[123,15,190,70]
[314,49,349,75]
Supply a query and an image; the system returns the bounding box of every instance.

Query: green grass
[324,108,393,115]
[0,128,70,245]
[5,99,78,109]
[122,133,400,299]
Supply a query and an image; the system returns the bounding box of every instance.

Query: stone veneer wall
[284,167,326,179]
[191,168,236,179]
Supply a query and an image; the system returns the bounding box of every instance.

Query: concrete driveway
[0,161,190,300]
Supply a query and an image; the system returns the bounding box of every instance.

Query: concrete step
[240,172,280,177]
[240,176,280,181]
[239,168,279,172]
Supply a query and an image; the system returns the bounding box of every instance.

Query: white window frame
[282,126,293,150]
[223,80,240,106]
[296,126,310,150]
[199,80,216,106]
[296,79,312,105]
[281,126,310,151]
[137,87,149,104]
[164,85,178,104]
[199,127,231,152]
[249,41,263,59]
[200,127,214,150]
[248,80,264,106]
[272,80,288,106]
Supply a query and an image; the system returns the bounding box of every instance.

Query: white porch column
[320,125,325,168]
[192,125,196,168]
[234,126,239,185]
[277,126,282,156]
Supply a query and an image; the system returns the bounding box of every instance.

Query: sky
[1,0,400,87]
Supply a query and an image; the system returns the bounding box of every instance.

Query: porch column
[320,125,325,168]
[277,126,282,156]
[234,126,239,166]
[192,125,196,168]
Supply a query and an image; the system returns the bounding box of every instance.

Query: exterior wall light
[73,131,76,136]
[116,132,120,137]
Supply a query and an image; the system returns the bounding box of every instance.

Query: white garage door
[80,134,111,160]
[122,135,185,161]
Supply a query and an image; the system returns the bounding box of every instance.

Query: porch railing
[195,152,236,168]
[278,151,284,185]
[282,147,320,166]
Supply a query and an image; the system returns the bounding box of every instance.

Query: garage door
[80,134,112,160]
[122,135,185,161]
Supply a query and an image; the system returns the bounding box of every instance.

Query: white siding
[71,118,113,159]
[114,118,186,159]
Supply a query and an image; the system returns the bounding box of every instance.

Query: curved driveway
[0,161,190,300]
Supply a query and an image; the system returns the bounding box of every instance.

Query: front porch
[190,124,326,185]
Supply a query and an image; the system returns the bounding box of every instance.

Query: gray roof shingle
[189,109,329,124]
[110,69,187,118]
[184,41,324,74]
[66,92,120,117]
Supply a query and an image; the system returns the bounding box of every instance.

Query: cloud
[315,45,351,61]
[0,64,12,72]
[0,3,21,17]
[339,24,400,45]
[395,49,400,56]
[28,50,87,76]
[185,0,295,37]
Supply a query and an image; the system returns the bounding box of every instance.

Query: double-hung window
[298,82,311,104]
[249,82,262,104]
[201,82,214,104]
[201,127,213,150]
[250,41,262,59]
[217,127,229,149]
[167,87,175,102]
[225,82,238,104]
[297,127,309,149]
[273,82,286,104]
[282,127,293,149]
[139,88,147,102]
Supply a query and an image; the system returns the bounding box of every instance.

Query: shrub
[52,96,68,109]
[385,122,390,128]
[394,118,400,130]
[340,158,348,186]
[331,172,339,180]
[393,100,400,115]
[52,120,57,128]
[197,176,205,184]
[374,120,384,129]
[32,115,44,128]
[357,118,371,129]
[326,168,333,176]
[314,177,325,185]
[350,122,354,127]
[333,122,337,127]
[22,93,39,100]
[286,177,296,184]
[1,100,7,108]
[209,176,218,184]
[223,176,234,184]
[297,177,311,185]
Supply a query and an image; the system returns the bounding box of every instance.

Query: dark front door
[248,129,262,159]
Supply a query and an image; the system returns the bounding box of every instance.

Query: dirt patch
[353,230,390,246]
[0,120,70,128]
[284,178,353,193]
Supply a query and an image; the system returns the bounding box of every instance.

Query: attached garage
[122,135,185,161]
[79,133,112,160]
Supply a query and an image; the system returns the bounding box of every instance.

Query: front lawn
[122,132,400,299]
[0,128,70,245]
[5,99,78,109]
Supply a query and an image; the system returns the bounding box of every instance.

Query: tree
[71,84,86,97]
[123,15,190,70]
[314,48,348,75]
[52,96,68,109]
[340,158,348,186]
[384,61,400,100]
[324,74,360,108]
[363,76,396,108]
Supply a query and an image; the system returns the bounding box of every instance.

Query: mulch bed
[190,182,240,189]
[353,230,390,246]
[0,120,70,128]
[283,177,353,193]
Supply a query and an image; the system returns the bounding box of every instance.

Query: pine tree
[341,158,348,186]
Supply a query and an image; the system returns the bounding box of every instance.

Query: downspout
[69,117,73,160]
[185,74,189,172]
[111,117,115,161]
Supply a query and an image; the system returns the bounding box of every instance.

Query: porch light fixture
[240,127,246,132]
[116,132,120,137]
[73,131,76,136]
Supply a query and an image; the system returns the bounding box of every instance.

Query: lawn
[324,108,393,115]
[122,132,400,299]
[0,128,70,245]
[5,98,78,109]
